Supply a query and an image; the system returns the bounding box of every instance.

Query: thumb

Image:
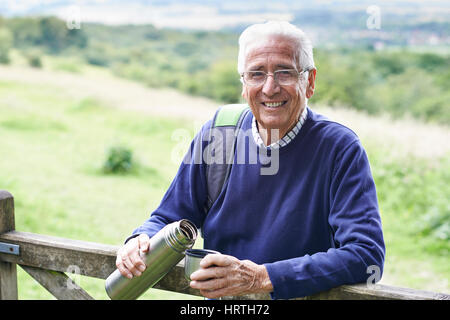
[138,234,150,252]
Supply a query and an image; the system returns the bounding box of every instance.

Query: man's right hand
[116,233,150,279]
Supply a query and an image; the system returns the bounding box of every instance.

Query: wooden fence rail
[0,190,449,300]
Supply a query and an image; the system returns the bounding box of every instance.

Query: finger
[200,288,224,299]
[117,261,133,279]
[190,277,228,291]
[122,251,143,277]
[129,246,146,273]
[138,234,150,253]
[121,251,136,272]
[130,236,147,264]
[200,289,219,299]
[121,242,143,277]
[116,250,133,279]
[200,254,234,268]
[200,287,232,299]
[190,266,227,281]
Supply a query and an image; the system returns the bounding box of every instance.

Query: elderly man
[116,21,385,300]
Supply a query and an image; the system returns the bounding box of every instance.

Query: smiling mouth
[262,101,287,108]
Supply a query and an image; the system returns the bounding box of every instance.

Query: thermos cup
[184,249,220,281]
[105,219,198,300]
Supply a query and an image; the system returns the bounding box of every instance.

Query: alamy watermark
[66,5,81,30]
[366,265,382,288]
[366,5,381,30]
[66,264,82,290]
[171,126,280,175]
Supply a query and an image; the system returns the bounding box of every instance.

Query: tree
[6,16,87,53]
[0,28,13,64]
[38,17,70,52]
[206,60,241,103]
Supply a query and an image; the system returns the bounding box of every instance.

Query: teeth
[265,102,284,108]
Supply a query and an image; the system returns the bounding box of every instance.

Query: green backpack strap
[213,103,250,127]
[204,104,250,213]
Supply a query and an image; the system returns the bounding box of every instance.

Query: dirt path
[0,65,218,122]
[1,65,449,160]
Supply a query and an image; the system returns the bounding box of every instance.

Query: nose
[262,74,280,97]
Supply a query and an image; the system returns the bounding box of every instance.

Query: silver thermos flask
[105,219,198,300]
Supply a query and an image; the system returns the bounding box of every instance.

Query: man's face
[241,35,316,138]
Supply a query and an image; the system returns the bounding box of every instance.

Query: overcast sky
[1,0,448,29]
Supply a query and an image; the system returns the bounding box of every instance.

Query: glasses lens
[243,70,299,86]
[244,71,265,86]
[275,70,298,85]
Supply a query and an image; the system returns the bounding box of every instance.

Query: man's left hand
[189,254,273,299]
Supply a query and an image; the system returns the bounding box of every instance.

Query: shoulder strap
[213,103,250,127]
[204,104,250,213]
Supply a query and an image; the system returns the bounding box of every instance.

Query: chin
[259,117,288,132]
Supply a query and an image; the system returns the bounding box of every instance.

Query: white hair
[237,21,315,75]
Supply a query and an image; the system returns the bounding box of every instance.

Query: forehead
[244,36,297,69]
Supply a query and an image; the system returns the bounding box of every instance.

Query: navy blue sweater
[130,107,385,299]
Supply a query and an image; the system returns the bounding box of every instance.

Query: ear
[305,68,317,99]
[241,86,248,101]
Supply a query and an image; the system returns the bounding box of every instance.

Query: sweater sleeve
[127,121,212,241]
[264,140,385,299]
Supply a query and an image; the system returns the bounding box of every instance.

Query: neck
[257,106,305,146]
[258,126,281,147]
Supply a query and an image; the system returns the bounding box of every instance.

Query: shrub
[27,53,42,68]
[102,146,134,174]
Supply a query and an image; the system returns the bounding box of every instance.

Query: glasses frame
[240,68,309,87]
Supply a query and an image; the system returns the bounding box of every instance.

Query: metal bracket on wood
[0,242,20,256]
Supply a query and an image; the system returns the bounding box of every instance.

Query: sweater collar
[251,106,308,150]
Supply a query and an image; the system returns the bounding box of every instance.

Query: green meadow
[0,67,448,299]
[0,78,202,299]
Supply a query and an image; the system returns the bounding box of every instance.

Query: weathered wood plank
[219,283,450,300]
[0,230,201,296]
[0,191,15,233]
[1,230,449,300]
[153,261,201,296]
[0,261,18,300]
[0,190,18,300]
[0,231,119,279]
[20,265,94,300]
[305,283,450,300]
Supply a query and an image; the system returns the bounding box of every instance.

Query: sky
[1,0,449,30]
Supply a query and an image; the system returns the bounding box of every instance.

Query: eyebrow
[276,64,295,69]
[247,63,296,71]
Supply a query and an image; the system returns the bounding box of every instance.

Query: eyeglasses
[240,69,308,87]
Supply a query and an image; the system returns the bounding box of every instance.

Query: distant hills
[1,0,449,47]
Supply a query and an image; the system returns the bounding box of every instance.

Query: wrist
[256,264,273,293]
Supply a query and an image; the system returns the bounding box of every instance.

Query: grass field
[0,79,201,299]
[0,64,448,299]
